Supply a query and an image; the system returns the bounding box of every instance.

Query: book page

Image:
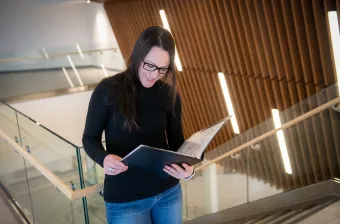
[177,118,228,158]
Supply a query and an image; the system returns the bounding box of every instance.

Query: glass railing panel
[0,110,35,222]
[280,83,339,120]
[16,112,80,183]
[16,109,90,222]
[181,180,189,222]
[0,102,21,140]
[182,83,339,220]
[70,174,105,224]
[86,191,107,224]
[79,147,105,187]
[184,144,248,221]
[247,130,286,202]
[23,158,75,224]
[78,147,106,223]
[247,109,340,202]
[71,197,86,224]
[183,168,206,220]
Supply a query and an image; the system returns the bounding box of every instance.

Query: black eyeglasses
[143,61,170,75]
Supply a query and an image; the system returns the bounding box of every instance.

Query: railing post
[76,147,90,224]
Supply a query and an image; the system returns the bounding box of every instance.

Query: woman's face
[138,46,170,88]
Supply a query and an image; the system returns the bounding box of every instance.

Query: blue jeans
[105,183,183,224]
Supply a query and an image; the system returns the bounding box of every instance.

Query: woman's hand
[163,163,194,179]
[104,154,128,175]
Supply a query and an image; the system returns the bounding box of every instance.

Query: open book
[121,116,231,174]
[177,116,230,159]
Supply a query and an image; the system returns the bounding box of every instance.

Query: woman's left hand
[164,163,194,179]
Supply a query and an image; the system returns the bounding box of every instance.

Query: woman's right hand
[103,154,128,175]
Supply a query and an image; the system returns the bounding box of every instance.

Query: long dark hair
[115,26,178,131]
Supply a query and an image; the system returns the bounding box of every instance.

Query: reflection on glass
[67,55,84,86]
[76,44,84,59]
[62,67,74,87]
[272,109,292,175]
[41,48,49,59]
[100,62,108,78]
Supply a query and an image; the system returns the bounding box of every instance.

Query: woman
[82,26,195,224]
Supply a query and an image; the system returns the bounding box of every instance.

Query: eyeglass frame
[142,61,171,75]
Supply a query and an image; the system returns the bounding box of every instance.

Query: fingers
[106,156,127,169]
[164,164,193,179]
[182,163,191,170]
[164,165,179,173]
[104,155,128,176]
[163,167,179,179]
[105,165,128,175]
[171,164,185,173]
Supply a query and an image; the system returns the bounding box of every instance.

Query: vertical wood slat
[290,0,314,84]
[191,1,216,72]
[202,0,225,72]
[262,0,286,80]
[254,0,277,79]
[312,0,336,86]
[229,1,253,76]
[224,0,247,75]
[169,0,198,69]
[237,0,262,77]
[197,71,225,146]
[234,75,253,129]
[216,0,237,73]
[221,1,242,75]
[271,0,294,82]
[246,0,270,78]
[280,0,304,83]
[208,0,231,73]
[164,1,191,72]
[301,0,324,85]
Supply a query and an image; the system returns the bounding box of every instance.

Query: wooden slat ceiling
[104,0,338,136]
[102,0,340,188]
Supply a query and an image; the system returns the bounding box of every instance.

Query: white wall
[0,90,95,184]
[11,90,95,147]
[0,0,125,71]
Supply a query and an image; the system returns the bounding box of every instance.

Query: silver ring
[108,167,115,172]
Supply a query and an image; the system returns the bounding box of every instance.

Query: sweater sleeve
[82,81,110,167]
[166,93,185,151]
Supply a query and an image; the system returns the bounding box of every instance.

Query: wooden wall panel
[102,0,340,189]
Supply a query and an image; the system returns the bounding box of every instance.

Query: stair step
[267,208,305,224]
[257,209,294,224]
[283,198,340,224]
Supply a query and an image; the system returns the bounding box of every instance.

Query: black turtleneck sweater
[82,73,185,203]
